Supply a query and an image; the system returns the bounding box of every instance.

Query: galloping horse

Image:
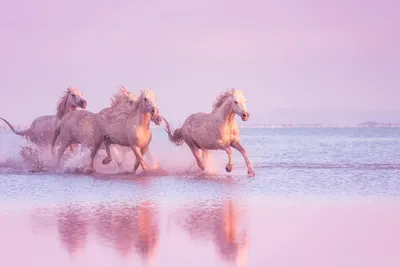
[163,89,255,177]
[1,87,87,152]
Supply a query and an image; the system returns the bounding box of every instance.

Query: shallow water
[1,128,400,266]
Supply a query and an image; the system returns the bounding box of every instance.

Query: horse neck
[213,100,235,123]
[56,95,71,119]
[134,100,151,128]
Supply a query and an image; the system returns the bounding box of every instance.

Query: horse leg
[202,149,209,161]
[131,146,148,173]
[88,140,103,173]
[133,147,148,173]
[120,146,129,167]
[202,149,209,170]
[189,145,204,170]
[225,147,233,172]
[56,142,70,167]
[133,158,140,173]
[102,140,113,165]
[230,141,255,177]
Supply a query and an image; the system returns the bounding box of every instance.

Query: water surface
[1,128,400,266]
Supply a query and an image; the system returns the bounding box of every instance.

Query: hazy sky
[0,0,399,124]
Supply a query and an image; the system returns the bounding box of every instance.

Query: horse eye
[144,98,148,101]
[234,100,238,104]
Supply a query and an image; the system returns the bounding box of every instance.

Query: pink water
[1,129,400,266]
[1,197,399,267]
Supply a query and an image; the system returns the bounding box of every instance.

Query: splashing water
[0,129,232,176]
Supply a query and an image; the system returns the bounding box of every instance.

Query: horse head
[67,87,87,110]
[230,89,249,121]
[139,88,160,118]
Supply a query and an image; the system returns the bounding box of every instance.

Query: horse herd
[0,86,255,177]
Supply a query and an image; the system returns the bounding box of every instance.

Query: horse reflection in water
[92,201,159,266]
[57,205,89,256]
[177,199,248,266]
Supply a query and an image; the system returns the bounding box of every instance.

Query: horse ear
[140,89,144,94]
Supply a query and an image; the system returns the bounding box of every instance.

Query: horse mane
[110,86,135,108]
[212,88,242,111]
[106,90,145,122]
[56,88,72,119]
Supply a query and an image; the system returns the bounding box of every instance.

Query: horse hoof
[141,165,148,172]
[247,170,255,177]
[102,158,112,165]
[225,164,233,172]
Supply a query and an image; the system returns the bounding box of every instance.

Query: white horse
[98,86,161,169]
[101,89,161,173]
[1,87,87,153]
[163,89,255,177]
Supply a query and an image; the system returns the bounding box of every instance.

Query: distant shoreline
[238,124,400,129]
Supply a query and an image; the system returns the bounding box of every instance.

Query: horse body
[58,110,105,147]
[180,111,240,150]
[52,109,108,172]
[163,89,255,177]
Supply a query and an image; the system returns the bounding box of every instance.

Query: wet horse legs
[202,149,209,169]
[56,141,71,167]
[189,145,204,170]
[133,146,149,173]
[88,140,103,173]
[101,140,113,165]
[132,146,148,173]
[225,147,233,172]
[230,141,255,177]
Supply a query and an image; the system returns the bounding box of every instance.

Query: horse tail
[51,124,61,155]
[0,117,29,138]
[162,116,184,146]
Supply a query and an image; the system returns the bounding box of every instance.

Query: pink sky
[0,0,399,124]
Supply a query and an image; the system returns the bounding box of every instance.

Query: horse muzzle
[241,112,250,121]
[80,100,87,109]
[152,115,163,126]
[151,107,159,117]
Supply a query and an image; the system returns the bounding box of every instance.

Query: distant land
[252,109,400,125]
[238,122,400,129]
